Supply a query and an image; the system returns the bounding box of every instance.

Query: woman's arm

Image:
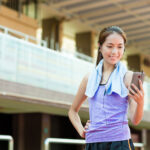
[124,71,145,126]
[68,73,89,138]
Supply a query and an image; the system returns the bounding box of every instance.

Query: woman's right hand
[80,120,91,138]
[84,120,90,130]
[79,128,87,138]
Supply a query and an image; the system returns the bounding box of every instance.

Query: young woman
[68,26,144,150]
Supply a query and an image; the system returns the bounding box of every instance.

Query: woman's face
[100,32,125,65]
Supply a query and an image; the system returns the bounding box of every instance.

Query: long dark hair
[96,26,127,66]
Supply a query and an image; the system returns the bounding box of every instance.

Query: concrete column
[76,31,95,57]
[42,17,63,50]
[127,54,141,71]
[12,113,51,150]
[41,114,51,150]
[144,130,150,150]
[13,114,25,150]
[17,114,25,150]
[142,129,147,150]
[24,114,41,150]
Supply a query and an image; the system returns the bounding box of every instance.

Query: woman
[68,26,144,150]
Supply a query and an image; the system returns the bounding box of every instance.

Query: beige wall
[0,5,38,37]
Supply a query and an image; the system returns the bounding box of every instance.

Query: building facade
[0,1,150,150]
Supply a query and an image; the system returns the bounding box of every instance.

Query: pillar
[41,114,51,150]
[145,130,150,150]
[13,114,25,150]
[24,114,41,150]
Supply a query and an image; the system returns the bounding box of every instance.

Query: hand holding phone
[129,71,145,94]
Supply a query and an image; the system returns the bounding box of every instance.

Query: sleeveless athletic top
[85,84,131,143]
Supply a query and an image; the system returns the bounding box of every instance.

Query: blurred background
[0,0,150,150]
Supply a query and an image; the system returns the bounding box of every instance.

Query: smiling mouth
[110,56,118,58]
[110,56,119,60]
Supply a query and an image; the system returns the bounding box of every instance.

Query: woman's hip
[85,139,135,150]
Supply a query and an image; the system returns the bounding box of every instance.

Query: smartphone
[130,71,145,94]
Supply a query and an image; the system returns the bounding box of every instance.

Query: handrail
[0,135,14,150]
[44,138,144,150]
[0,25,93,62]
[0,25,47,47]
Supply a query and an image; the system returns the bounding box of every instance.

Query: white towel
[85,59,129,98]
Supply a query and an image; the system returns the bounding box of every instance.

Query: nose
[112,48,117,54]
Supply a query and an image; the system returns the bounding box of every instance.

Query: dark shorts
[85,139,135,150]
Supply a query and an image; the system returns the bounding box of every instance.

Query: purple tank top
[85,85,131,143]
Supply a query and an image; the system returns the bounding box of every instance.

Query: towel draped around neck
[85,59,129,98]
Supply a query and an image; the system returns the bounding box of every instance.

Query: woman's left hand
[128,80,144,105]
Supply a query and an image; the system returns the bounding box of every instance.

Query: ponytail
[96,46,103,66]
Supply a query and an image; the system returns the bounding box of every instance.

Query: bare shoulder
[70,72,90,111]
[83,72,90,81]
[124,70,134,88]
[81,72,90,88]
[80,72,90,91]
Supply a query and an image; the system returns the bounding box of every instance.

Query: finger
[131,84,140,93]
[128,93,134,99]
[128,87,136,95]
[85,123,90,128]
[138,89,144,97]
[84,130,88,133]
[86,122,90,126]
[86,120,91,126]
[128,87,139,99]
[128,94,139,103]
[84,125,88,129]
[139,80,144,93]
[132,82,144,97]
[83,128,88,133]
[85,123,90,127]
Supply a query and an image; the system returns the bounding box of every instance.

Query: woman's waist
[85,121,130,142]
[87,121,129,131]
[85,123,131,143]
[90,113,128,125]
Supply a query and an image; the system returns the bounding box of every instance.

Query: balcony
[0,27,92,117]
[0,26,150,126]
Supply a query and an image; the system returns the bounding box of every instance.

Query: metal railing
[44,138,145,150]
[0,32,94,95]
[0,24,94,63]
[0,135,14,150]
[0,25,47,47]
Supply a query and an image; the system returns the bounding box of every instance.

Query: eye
[107,46,113,48]
[118,46,123,49]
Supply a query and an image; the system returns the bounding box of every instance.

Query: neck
[102,61,116,73]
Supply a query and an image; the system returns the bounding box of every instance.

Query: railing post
[0,135,14,150]
[4,28,8,34]
[8,138,14,150]
[25,35,29,41]
[44,138,144,150]
[142,129,147,150]
[44,138,50,150]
